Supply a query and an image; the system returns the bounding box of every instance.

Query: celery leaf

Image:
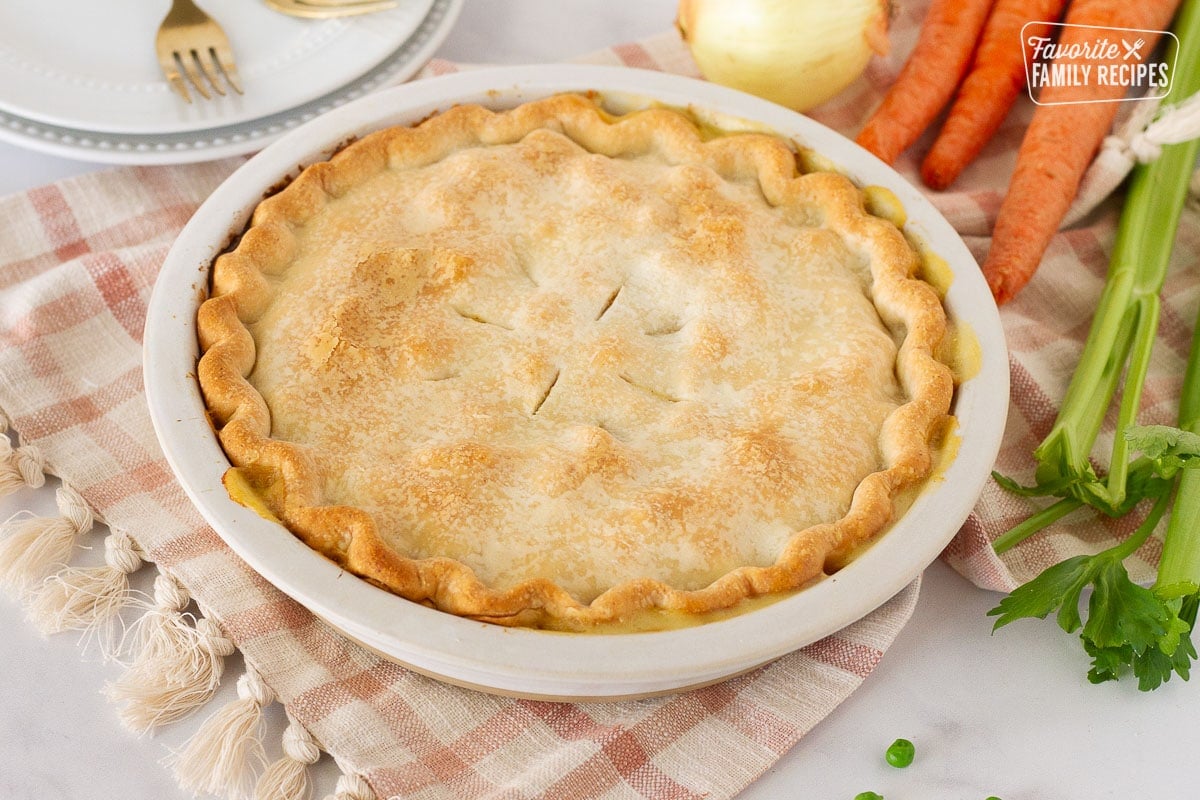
[988,548,1195,690]
[1125,424,1200,478]
[1083,559,1174,652]
[988,555,1094,633]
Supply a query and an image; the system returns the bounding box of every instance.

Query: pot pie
[197,93,954,630]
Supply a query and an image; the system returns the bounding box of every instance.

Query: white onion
[677,0,890,112]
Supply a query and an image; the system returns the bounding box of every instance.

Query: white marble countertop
[2,3,1197,799]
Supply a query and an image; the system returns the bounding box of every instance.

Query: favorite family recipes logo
[1022,22,1178,105]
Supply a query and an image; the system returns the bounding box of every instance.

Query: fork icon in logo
[1121,37,1146,60]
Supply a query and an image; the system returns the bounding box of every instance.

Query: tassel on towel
[255,711,322,800]
[173,664,275,800]
[28,528,145,643]
[0,484,92,598]
[0,414,47,498]
[105,573,235,733]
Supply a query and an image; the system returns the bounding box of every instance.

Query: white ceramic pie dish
[145,65,1009,700]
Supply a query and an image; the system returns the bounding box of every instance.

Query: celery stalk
[997,0,1200,541]
[990,0,1200,689]
[1154,308,1200,603]
[1033,135,1195,509]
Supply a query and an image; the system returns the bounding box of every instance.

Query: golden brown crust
[196,93,954,629]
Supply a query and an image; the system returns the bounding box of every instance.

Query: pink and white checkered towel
[2,4,1196,799]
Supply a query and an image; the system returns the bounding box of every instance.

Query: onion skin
[677,0,890,112]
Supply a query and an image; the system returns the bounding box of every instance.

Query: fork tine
[156,0,243,102]
[211,43,244,95]
[176,50,212,100]
[158,54,193,103]
[192,48,226,97]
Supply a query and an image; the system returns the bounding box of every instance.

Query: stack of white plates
[0,0,462,163]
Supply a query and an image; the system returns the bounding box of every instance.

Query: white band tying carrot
[1067,88,1200,225]
[1112,88,1200,163]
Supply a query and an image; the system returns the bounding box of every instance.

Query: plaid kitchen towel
[0,131,916,800]
[2,3,1197,800]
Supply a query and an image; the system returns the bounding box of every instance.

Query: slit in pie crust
[196,93,955,630]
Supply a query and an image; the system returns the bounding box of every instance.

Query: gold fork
[265,0,398,19]
[155,0,244,103]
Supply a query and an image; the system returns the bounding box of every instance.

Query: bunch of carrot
[856,0,1184,304]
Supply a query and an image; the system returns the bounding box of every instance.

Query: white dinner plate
[0,0,435,134]
[145,65,1010,700]
[0,0,461,164]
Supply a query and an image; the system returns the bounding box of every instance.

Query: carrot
[983,0,1183,304]
[856,0,995,165]
[920,0,1070,190]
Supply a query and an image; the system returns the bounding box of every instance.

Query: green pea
[885,737,916,768]
[985,797,1003,800]
[853,793,884,800]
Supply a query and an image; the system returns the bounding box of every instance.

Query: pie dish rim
[144,64,1009,699]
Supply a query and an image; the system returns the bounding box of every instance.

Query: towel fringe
[1,414,372,800]
[105,573,236,733]
[28,528,145,646]
[255,710,322,800]
[1,412,46,496]
[0,484,92,598]
[171,663,275,800]
[0,438,47,497]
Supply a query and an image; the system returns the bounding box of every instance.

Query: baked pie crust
[197,93,954,630]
